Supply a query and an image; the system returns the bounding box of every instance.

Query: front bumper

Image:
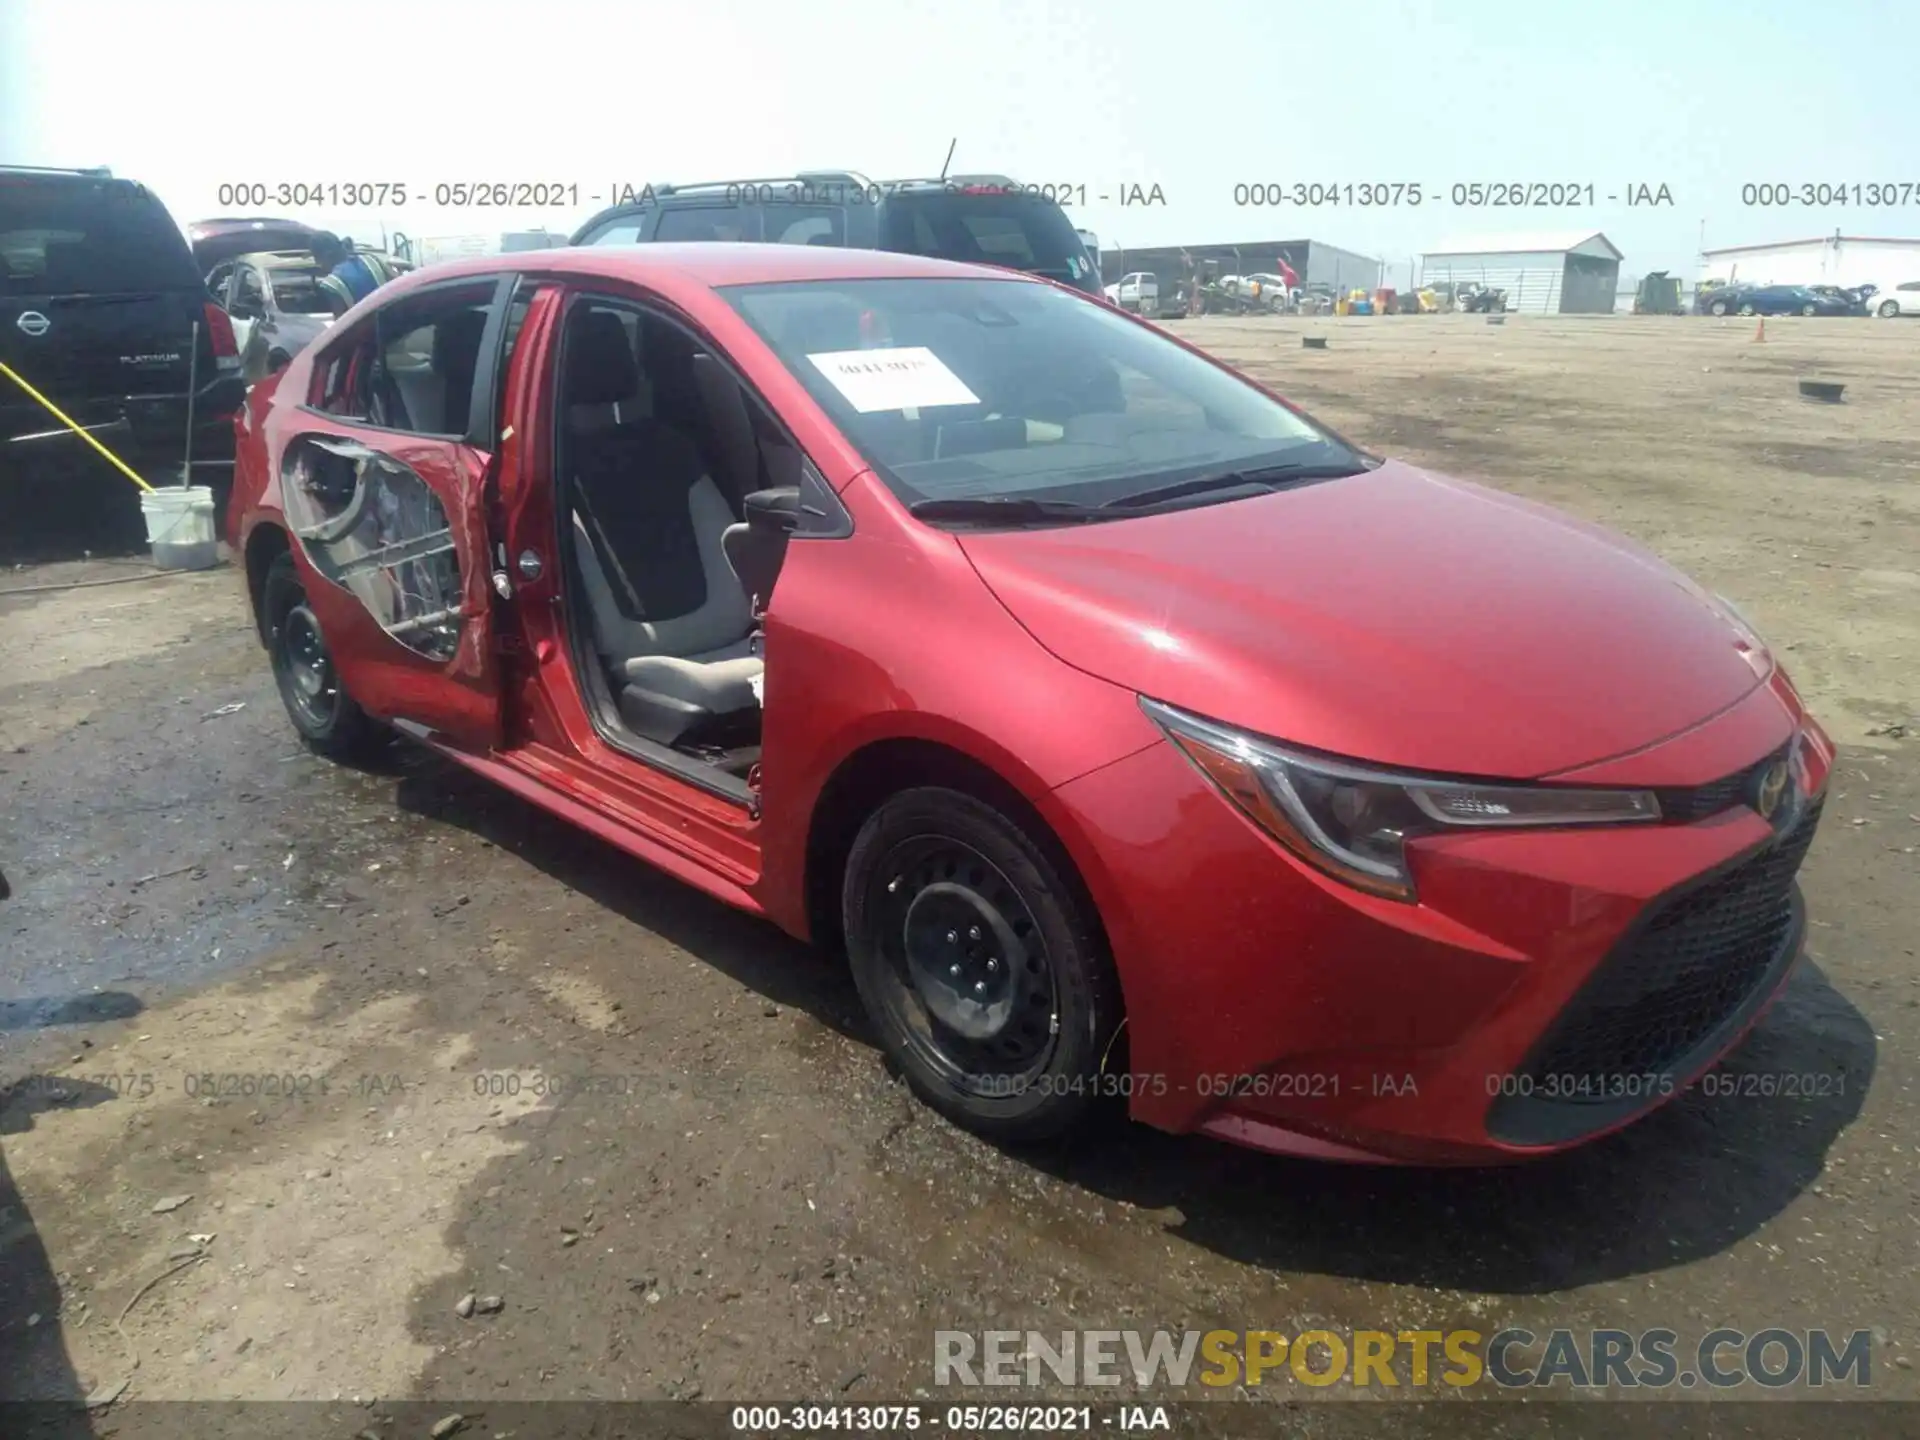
[1051,672,1833,1163]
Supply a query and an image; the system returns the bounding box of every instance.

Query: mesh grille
[1653,742,1791,823]
[1522,798,1822,1092]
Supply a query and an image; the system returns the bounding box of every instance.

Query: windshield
[721,276,1360,508]
[268,269,334,315]
[879,193,1097,292]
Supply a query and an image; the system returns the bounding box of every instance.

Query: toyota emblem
[16,311,51,337]
[1752,759,1790,821]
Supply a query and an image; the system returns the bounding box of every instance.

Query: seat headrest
[565,310,640,406]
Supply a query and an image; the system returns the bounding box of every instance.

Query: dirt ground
[1,314,1916,1435]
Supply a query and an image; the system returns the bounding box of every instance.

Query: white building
[407,230,569,267]
[1420,231,1623,314]
[1698,234,1920,290]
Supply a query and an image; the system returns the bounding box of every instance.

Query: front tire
[1738,302,1756,316]
[842,787,1123,1144]
[1801,304,1817,316]
[1880,300,1900,318]
[1710,300,1729,316]
[262,551,386,760]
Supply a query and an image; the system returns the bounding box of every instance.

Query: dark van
[569,171,1102,297]
[1,166,243,469]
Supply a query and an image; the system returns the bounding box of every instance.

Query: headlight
[1141,699,1661,902]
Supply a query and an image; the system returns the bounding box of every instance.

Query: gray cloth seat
[562,309,762,743]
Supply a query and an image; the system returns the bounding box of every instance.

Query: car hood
[957,460,1770,778]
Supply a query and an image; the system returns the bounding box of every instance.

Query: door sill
[593,722,755,808]
[392,721,764,915]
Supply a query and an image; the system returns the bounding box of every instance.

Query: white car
[1104,271,1158,316]
[1873,280,1920,318]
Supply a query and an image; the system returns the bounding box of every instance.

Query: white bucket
[140,485,220,571]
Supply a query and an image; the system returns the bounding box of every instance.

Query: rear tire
[1710,300,1728,316]
[842,787,1123,1144]
[1738,302,1756,316]
[1801,304,1817,316]
[262,551,387,761]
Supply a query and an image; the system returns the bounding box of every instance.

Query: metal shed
[1420,232,1623,314]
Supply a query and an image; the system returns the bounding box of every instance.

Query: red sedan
[227,243,1833,1164]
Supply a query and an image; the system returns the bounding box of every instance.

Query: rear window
[880,193,1094,289]
[0,177,199,295]
[269,270,335,315]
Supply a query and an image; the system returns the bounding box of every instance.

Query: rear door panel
[280,423,502,750]
[270,275,515,750]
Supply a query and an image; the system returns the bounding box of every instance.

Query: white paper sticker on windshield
[807,347,980,413]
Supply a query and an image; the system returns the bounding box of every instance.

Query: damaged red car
[227,244,1833,1164]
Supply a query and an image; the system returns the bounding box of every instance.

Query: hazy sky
[2,0,1915,275]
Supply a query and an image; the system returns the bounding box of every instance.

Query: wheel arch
[800,736,1117,989]
[244,521,292,646]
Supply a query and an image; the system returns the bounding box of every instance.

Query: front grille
[1654,742,1790,823]
[1520,796,1822,1095]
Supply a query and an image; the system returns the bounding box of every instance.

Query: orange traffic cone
[1753,316,1766,342]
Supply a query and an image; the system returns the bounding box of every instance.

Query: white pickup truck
[1103,271,1159,316]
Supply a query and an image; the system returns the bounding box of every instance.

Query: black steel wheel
[262,551,386,760]
[843,787,1122,1142]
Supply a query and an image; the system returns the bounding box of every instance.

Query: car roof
[380,242,1045,297]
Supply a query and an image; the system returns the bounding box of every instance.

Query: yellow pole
[0,361,154,492]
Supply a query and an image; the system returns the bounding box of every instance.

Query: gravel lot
[2,314,1916,1436]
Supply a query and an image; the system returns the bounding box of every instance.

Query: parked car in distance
[1871,280,1920,317]
[208,251,340,382]
[1807,283,1876,316]
[1104,271,1159,315]
[1699,283,1848,317]
[188,216,326,277]
[1246,273,1296,311]
[570,170,1103,297]
[1,165,242,465]
[1695,282,1757,316]
[230,242,1833,1165]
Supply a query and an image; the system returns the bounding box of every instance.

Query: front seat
[563,316,761,746]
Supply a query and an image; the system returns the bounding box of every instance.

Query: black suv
[569,170,1102,297]
[1,166,244,468]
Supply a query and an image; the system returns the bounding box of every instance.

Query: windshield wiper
[1101,461,1367,510]
[908,495,1106,525]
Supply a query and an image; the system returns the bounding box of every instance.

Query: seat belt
[572,483,646,618]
